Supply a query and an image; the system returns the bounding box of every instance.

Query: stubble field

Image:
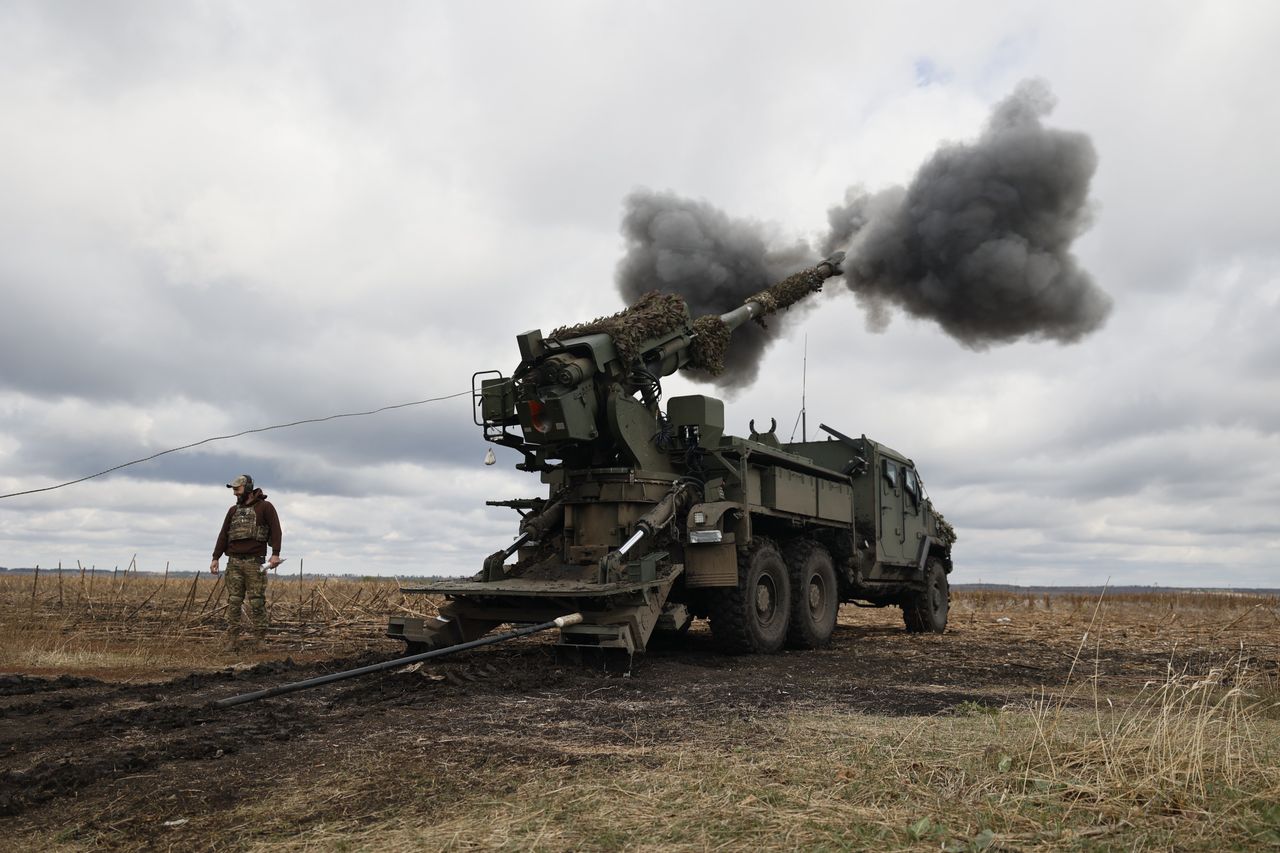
[0,569,1278,851]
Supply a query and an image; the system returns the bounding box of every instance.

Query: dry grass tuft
[232,692,1280,851]
[0,570,428,675]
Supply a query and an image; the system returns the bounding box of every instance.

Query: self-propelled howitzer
[390,251,956,658]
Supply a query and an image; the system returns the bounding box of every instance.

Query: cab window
[882,459,898,489]
[904,468,920,506]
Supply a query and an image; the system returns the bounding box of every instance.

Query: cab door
[878,457,908,563]
[902,466,927,566]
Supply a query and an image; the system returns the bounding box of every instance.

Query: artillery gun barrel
[716,250,846,332]
[214,613,584,708]
[715,302,764,333]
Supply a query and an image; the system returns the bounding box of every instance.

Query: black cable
[630,363,662,408]
[683,443,707,482]
[651,412,675,451]
[0,390,471,500]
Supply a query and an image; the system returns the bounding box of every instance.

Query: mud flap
[915,535,933,576]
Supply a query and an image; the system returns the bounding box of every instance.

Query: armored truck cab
[775,427,954,632]
[665,399,954,651]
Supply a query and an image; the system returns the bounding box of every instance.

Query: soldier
[210,474,283,646]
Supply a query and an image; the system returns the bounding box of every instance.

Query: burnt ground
[1,600,1277,849]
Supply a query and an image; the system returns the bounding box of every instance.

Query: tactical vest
[228,505,269,542]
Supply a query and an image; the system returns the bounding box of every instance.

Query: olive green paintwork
[391,254,954,654]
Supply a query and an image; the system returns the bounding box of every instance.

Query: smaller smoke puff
[826,79,1112,346]
[617,191,813,388]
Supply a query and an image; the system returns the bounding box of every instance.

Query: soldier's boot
[221,627,242,651]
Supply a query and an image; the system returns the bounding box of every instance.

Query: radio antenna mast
[802,335,807,442]
[789,335,810,444]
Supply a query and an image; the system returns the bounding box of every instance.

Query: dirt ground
[1,593,1277,850]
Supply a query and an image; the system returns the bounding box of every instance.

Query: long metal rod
[215,612,583,708]
[503,532,531,557]
[617,528,646,556]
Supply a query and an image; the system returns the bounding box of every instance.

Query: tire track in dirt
[0,654,403,817]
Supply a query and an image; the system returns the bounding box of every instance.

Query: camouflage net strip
[935,512,958,546]
[550,291,689,366]
[746,267,825,315]
[687,315,731,376]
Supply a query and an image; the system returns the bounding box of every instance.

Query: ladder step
[559,624,632,650]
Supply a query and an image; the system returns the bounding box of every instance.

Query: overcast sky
[1,1,1277,587]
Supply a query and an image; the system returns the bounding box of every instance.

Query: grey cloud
[0,400,482,500]
[928,437,1239,504]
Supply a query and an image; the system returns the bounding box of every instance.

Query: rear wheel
[708,538,791,654]
[784,539,839,649]
[903,557,949,633]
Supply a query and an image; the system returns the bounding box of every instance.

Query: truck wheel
[903,557,949,633]
[708,538,791,654]
[784,539,839,649]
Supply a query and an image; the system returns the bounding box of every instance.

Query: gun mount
[474,252,845,474]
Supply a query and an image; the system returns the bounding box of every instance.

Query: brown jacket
[213,489,282,561]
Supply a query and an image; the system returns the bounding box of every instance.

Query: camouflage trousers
[225,556,268,637]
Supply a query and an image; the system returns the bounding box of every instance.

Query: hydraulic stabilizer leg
[599,481,696,582]
[481,493,566,581]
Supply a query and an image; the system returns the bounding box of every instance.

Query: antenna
[789,335,809,443]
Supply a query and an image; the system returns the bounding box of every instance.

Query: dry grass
[4,577,1278,850]
[224,589,1278,851]
[0,568,429,675]
[221,667,1280,851]
[957,585,1280,619]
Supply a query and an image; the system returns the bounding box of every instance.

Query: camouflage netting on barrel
[550,291,689,367]
[687,315,731,376]
[747,267,826,315]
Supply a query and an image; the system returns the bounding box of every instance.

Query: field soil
[1,588,1278,850]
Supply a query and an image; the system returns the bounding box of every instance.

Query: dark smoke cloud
[616,79,1111,389]
[616,190,813,387]
[825,79,1112,346]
